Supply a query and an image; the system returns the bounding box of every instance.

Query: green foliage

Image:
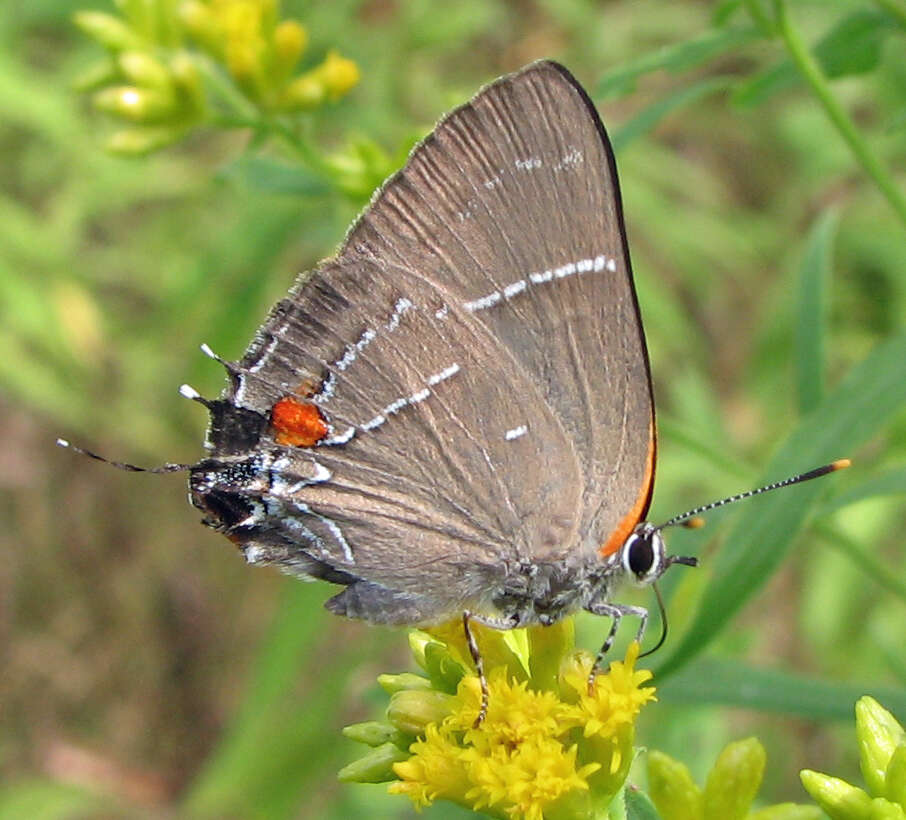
[4,0,906,817]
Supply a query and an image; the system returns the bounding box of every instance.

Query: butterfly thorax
[487,556,622,627]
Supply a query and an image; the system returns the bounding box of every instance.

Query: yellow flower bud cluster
[74,0,359,154]
[801,697,906,820]
[649,738,820,820]
[74,10,205,154]
[341,619,657,820]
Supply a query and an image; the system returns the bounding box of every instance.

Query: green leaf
[734,10,896,106]
[596,26,761,99]
[655,332,906,678]
[794,210,838,414]
[611,77,733,153]
[658,658,906,721]
[626,788,664,820]
[818,467,906,515]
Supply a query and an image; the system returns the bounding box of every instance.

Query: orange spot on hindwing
[599,421,656,558]
[270,396,328,447]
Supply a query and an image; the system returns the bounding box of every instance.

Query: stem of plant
[772,0,906,231]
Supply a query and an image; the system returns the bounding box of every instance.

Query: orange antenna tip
[831,458,851,471]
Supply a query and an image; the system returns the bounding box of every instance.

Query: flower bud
[284,74,324,109]
[885,745,906,809]
[337,742,410,784]
[319,49,359,100]
[118,51,172,91]
[342,720,407,748]
[377,673,432,694]
[386,689,455,736]
[648,749,703,820]
[801,769,873,820]
[73,11,142,51]
[273,20,307,69]
[703,737,766,820]
[867,797,906,820]
[858,697,906,798]
[93,85,175,122]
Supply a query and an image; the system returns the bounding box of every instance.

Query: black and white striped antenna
[656,458,851,531]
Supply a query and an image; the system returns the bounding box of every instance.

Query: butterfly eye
[622,526,665,584]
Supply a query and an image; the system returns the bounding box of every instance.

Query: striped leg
[585,602,649,694]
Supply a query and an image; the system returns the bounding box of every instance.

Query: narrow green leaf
[596,26,761,99]
[794,210,838,414]
[611,77,732,153]
[658,658,906,721]
[655,333,906,678]
[818,467,906,515]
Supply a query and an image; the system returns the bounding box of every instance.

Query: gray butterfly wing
[191,60,655,625]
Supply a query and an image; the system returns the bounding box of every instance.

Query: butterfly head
[619,522,698,587]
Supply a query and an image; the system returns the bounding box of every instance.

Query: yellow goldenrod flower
[273,19,307,70]
[76,0,359,154]
[344,618,657,819]
[283,50,359,111]
[318,49,360,100]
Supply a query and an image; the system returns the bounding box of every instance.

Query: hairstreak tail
[59,60,849,723]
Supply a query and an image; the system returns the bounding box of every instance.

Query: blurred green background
[3,0,906,817]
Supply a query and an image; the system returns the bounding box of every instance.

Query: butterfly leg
[585,602,649,694]
[461,610,520,726]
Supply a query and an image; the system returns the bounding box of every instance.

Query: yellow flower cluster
[74,0,359,153]
[180,0,358,109]
[342,619,656,820]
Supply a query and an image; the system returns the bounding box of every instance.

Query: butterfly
[60,60,847,721]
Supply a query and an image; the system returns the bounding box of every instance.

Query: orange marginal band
[271,396,329,447]
[599,420,656,557]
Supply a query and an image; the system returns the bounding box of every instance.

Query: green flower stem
[196,50,343,182]
[772,0,906,231]
[193,55,258,121]
[268,118,337,179]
